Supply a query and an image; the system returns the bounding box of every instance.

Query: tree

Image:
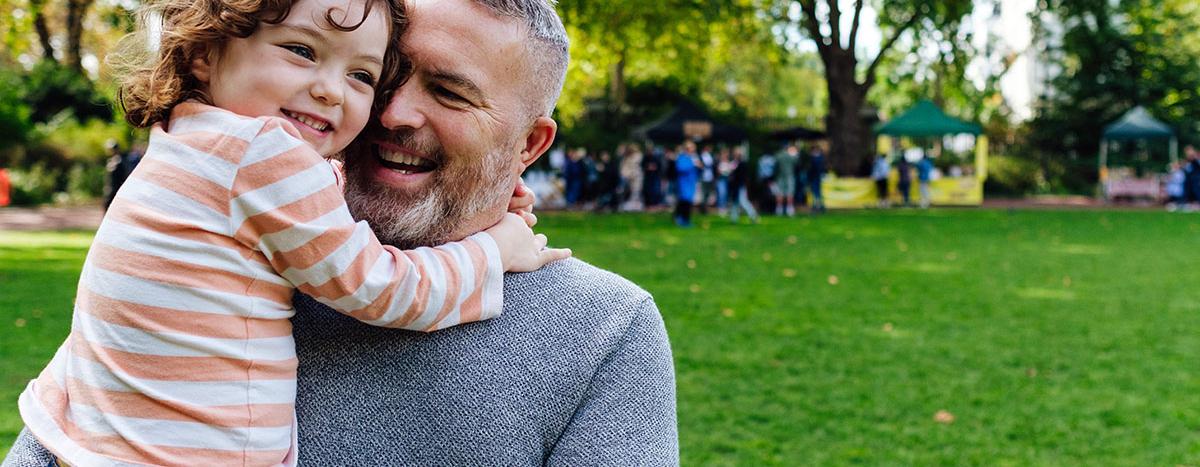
[555,0,825,147]
[1026,0,1200,192]
[776,0,972,175]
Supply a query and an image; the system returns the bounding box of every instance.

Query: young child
[16,0,570,464]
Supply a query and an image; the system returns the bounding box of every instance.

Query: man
[872,153,891,208]
[3,0,678,465]
[807,142,827,214]
[697,144,716,214]
[727,147,759,223]
[674,142,700,227]
[774,144,799,216]
[101,139,142,211]
[303,0,677,463]
[1185,146,1200,208]
[917,154,934,209]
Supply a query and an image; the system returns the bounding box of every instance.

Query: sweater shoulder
[502,258,657,339]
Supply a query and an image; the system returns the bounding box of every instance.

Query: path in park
[0,205,105,231]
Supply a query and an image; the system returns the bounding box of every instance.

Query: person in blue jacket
[674,141,700,227]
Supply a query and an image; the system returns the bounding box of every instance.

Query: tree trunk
[609,51,626,114]
[31,0,56,62]
[823,49,872,176]
[65,0,94,71]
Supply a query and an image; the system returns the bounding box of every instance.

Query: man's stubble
[342,129,515,249]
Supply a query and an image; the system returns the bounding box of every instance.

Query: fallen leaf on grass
[827,275,840,285]
[782,269,797,278]
[882,323,894,333]
[15,318,26,328]
[761,253,773,262]
[787,235,798,244]
[686,260,697,269]
[629,240,644,249]
[728,250,739,259]
[689,284,702,293]
[934,410,955,424]
[721,308,734,317]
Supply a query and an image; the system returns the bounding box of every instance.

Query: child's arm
[231,119,563,331]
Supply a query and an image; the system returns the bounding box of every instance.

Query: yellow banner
[821,175,983,208]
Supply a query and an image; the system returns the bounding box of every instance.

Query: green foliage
[23,61,114,124]
[2,111,125,205]
[65,162,105,201]
[0,64,32,151]
[984,154,1044,196]
[7,163,62,205]
[1025,0,1200,193]
[555,0,823,139]
[33,113,129,164]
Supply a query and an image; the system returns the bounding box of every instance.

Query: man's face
[342,0,535,247]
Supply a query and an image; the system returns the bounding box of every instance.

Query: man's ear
[518,116,557,170]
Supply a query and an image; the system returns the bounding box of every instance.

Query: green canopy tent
[875,99,983,137]
[874,100,987,180]
[1098,106,1178,181]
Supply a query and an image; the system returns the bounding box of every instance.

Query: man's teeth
[380,151,431,168]
[283,111,330,131]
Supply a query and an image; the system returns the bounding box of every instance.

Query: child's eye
[282,44,315,61]
[349,71,375,86]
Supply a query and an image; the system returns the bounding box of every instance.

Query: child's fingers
[509,181,536,210]
[518,210,538,227]
[539,247,572,264]
[514,180,531,196]
[534,233,548,249]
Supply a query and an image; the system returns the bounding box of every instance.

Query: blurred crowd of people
[545,140,832,227]
[1165,145,1200,211]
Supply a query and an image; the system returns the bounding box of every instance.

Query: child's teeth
[288,112,328,131]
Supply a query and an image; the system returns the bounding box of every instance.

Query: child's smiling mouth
[282,109,333,133]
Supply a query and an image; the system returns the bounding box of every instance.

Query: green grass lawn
[3,209,1200,464]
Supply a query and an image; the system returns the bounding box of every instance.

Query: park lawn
[3,209,1200,464]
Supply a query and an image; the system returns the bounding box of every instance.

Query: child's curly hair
[115,0,407,128]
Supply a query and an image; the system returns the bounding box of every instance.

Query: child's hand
[486,213,571,273]
[508,180,537,227]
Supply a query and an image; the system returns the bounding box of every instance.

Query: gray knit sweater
[4,258,678,466]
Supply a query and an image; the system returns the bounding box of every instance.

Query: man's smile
[372,139,444,186]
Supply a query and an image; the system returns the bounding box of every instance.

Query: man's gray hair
[472,0,569,118]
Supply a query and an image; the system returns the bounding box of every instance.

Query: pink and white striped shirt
[18,102,505,466]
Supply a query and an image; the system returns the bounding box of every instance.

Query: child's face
[194,0,388,156]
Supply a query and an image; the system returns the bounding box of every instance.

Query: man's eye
[434,86,466,103]
[350,71,375,86]
[282,44,315,61]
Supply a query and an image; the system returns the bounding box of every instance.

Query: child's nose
[310,72,344,106]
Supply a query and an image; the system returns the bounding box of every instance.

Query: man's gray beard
[342,141,513,249]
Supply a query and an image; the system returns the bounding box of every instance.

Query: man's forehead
[403,0,528,82]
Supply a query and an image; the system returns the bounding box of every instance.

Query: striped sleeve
[228,118,504,330]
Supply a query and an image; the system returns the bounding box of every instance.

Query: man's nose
[310,71,344,107]
[379,82,426,130]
